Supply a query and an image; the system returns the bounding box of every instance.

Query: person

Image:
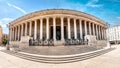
[86,39,89,45]
[29,39,32,46]
[6,40,10,50]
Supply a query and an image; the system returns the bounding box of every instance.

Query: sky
[0,0,120,34]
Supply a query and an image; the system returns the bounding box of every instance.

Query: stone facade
[106,25,120,44]
[0,26,2,45]
[9,9,107,46]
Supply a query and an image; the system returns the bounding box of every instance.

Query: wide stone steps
[1,48,115,64]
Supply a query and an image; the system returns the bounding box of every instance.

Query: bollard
[6,44,10,50]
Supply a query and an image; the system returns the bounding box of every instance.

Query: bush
[2,38,7,45]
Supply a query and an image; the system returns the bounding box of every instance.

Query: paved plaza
[0,45,119,68]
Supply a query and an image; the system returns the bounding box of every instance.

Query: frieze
[10,9,106,26]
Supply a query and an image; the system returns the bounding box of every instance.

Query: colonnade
[9,16,106,41]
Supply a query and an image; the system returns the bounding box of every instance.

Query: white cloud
[7,2,27,14]
[86,0,103,7]
[117,17,120,19]
[0,18,13,28]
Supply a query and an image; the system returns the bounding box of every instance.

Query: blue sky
[0,0,120,34]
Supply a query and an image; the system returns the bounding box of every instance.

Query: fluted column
[21,24,23,36]
[40,19,43,40]
[84,20,87,36]
[96,25,98,39]
[67,18,71,39]
[99,26,101,40]
[79,19,83,39]
[25,23,27,36]
[104,29,106,40]
[34,20,37,40]
[13,28,15,41]
[9,28,12,41]
[101,28,103,40]
[74,18,77,39]
[61,17,64,41]
[103,29,105,40]
[11,28,12,41]
[15,26,17,41]
[18,25,20,41]
[29,21,32,36]
[89,22,91,35]
[93,23,95,35]
[46,18,49,40]
[16,26,18,40]
[53,17,56,41]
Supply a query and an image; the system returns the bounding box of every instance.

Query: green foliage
[2,38,7,45]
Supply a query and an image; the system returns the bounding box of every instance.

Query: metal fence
[29,39,88,46]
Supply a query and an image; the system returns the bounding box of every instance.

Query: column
[9,28,12,41]
[93,23,95,35]
[103,29,105,40]
[84,20,87,36]
[13,27,15,41]
[25,22,27,36]
[10,28,13,41]
[89,22,91,35]
[46,18,49,40]
[29,21,32,36]
[18,25,20,41]
[101,28,104,40]
[67,18,71,39]
[34,20,37,40]
[96,25,98,39]
[16,26,18,41]
[40,19,43,40]
[99,26,101,40]
[14,27,16,41]
[16,26,18,40]
[61,17,64,41]
[74,18,77,39]
[104,29,106,40]
[21,24,23,36]
[79,19,83,39]
[53,17,56,41]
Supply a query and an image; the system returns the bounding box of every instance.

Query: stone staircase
[1,48,115,64]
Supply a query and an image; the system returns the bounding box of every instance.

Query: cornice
[9,9,107,26]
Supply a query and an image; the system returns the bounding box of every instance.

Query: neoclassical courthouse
[9,9,107,46]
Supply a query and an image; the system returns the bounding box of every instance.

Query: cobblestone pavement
[0,45,120,68]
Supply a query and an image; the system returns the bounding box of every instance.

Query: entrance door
[50,26,66,40]
[56,26,61,40]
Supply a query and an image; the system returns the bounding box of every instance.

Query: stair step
[1,48,115,64]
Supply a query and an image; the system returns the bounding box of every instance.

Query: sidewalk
[0,45,120,68]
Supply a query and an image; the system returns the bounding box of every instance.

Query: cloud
[86,0,103,7]
[0,18,13,28]
[117,17,120,19]
[7,2,27,14]
[59,1,88,12]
